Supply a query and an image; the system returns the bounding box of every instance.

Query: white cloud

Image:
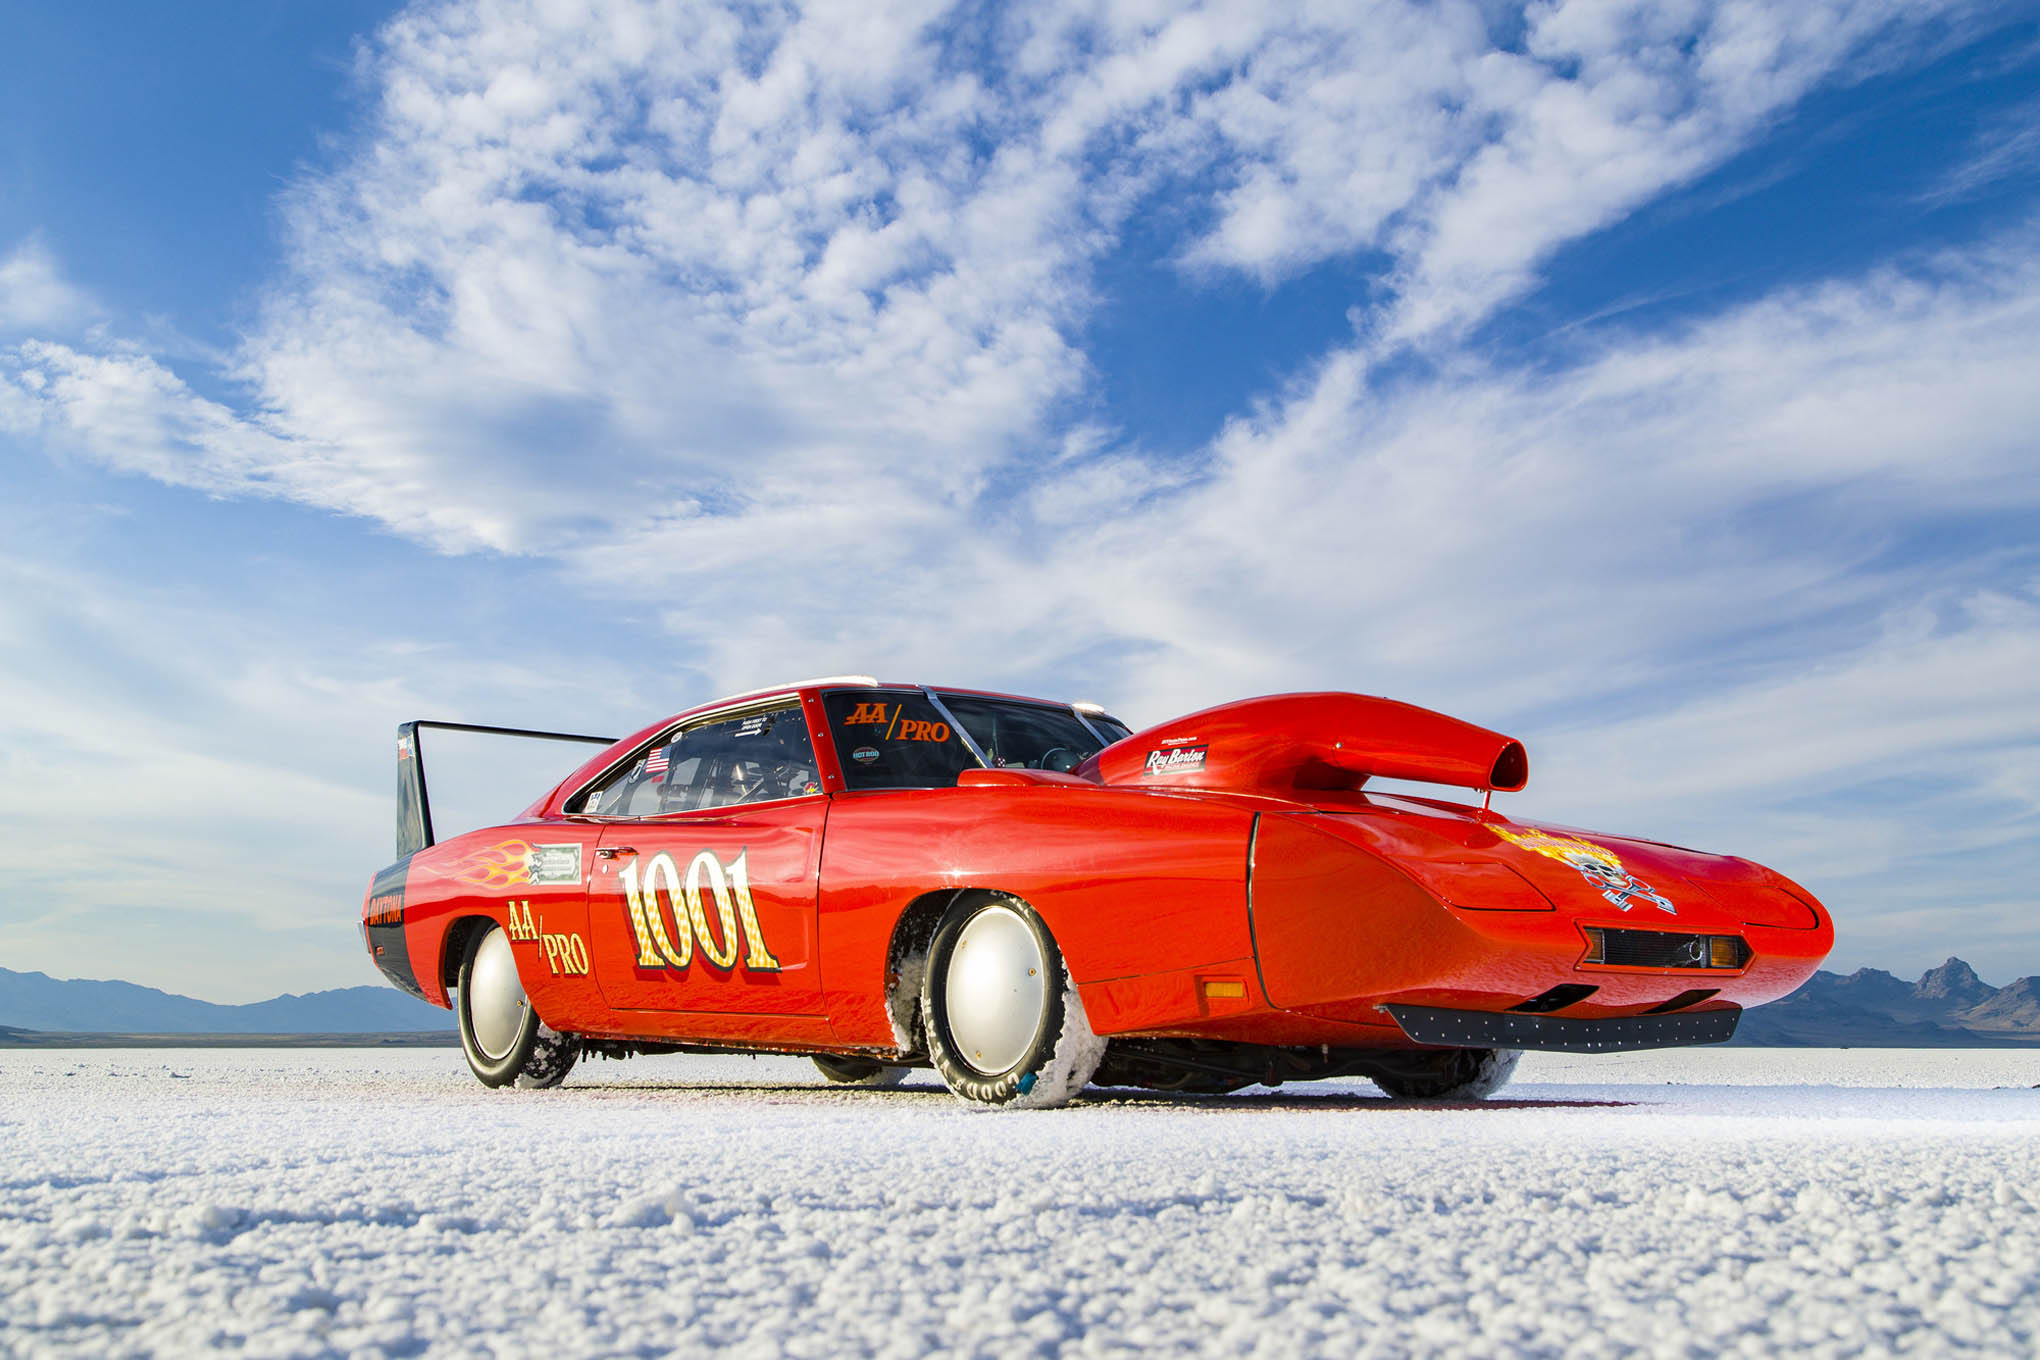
[0,238,96,335]
[1917,93,2040,207]
[9,0,1972,558]
[0,544,665,1002]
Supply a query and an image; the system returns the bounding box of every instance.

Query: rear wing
[396,720,618,859]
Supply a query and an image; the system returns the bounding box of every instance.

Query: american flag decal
[645,747,670,777]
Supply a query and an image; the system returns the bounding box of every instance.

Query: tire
[812,1055,910,1088]
[1371,1047,1520,1100]
[921,892,1105,1109]
[456,923,578,1090]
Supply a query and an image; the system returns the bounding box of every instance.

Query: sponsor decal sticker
[1143,744,1208,777]
[895,719,950,742]
[735,714,769,737]
[843,701,890,725]
[852,746,880,764]
[1492,826,1677,916]
[527,843,583,886]
[619,848,782,973]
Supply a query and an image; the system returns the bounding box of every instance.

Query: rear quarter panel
[818,786,1257,1045]
[391,823,607,1029]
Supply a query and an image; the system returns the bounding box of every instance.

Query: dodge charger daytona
[361,677,1832,1108]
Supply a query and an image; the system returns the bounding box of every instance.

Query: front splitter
[1385,1003,1740,1053]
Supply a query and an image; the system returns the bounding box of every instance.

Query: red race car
[362,677,1832,1107]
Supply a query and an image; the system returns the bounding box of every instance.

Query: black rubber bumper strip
[1384,1003,1741,1053]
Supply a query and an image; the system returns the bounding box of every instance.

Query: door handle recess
[596,846,637,860]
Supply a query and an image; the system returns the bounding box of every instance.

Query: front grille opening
[1583,927,1751,970]
[1511,983,1599,1013]
[1645,988,1721,1014]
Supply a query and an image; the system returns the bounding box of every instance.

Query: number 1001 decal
[619,849,781,973]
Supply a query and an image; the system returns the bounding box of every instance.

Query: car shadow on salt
[548,1079,1635,1111]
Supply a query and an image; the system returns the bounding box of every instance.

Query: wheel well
[883,889,974,1055]
[440,915,497,994]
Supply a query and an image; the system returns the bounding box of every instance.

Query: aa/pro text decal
[841,701,950,743]
[505,900,590,975]
[619,849,782,973]
[1493,827,1676,916]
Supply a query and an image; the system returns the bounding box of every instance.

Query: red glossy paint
[364,683,1834,1068]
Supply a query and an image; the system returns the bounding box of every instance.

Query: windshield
[938,694,1108,774]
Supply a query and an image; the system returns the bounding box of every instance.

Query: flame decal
[1492,826,1676,915]
[452,838,534,890]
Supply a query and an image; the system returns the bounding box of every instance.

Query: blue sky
[3,1,2038,1002]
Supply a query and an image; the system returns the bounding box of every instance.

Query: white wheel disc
[467,929,528,1061]
[943,905,1048,1075]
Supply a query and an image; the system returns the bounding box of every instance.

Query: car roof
[669,677,1089,723]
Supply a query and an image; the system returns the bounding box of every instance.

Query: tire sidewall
[457,924,541,1088]
[922,893,1085,1107]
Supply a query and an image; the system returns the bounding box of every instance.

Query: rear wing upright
[396,720,618,859]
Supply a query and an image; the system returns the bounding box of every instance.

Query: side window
[572,703,819,816]
[822,690,979,790]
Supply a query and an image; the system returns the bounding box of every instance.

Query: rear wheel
[921,892,1105,1109]
[1371,1047,1519,1100]
[811,1055,910,1088]
[456,924,578,1089]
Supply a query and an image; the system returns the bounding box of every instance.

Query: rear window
[939,694,1107,773]
[1084,712,1132,744]
[821,690,979,790]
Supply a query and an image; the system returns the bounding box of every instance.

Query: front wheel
[1371,1047,1519,1100]
[456,924,578,1089]
[921,893,1105,1109]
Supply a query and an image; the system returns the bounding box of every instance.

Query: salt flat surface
[3,1048,2037,1358]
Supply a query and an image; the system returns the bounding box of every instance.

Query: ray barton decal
[619,849,781,973]
[1492,827,1677,915]
[1144,745,1208,776]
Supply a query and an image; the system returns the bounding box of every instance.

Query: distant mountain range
[0,965,452,1035]
[1732,958,2040,1046]
[1,958,2034,1045]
